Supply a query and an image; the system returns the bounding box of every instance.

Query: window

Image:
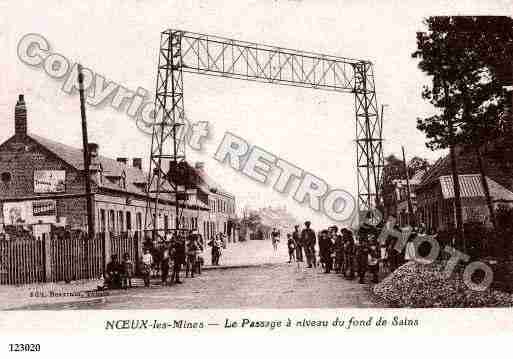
[100,209,106,233]
[109,210,115,232]
[126,211,132,231]
[136,212,142,231]
[117,211,124,232]
[1,172,11,183]
[121,171,127,189]
[164,215,169,232]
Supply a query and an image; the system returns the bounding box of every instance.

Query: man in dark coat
[332,226,344,273]
[301,221,317,268]
[171,236,186,284]
[356,237,369,284]
[292,225,303,262]
[342,228,355,279]
[318,230,334,273]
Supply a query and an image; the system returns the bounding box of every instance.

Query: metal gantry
[145,30,187,238]
[145,29,384,235]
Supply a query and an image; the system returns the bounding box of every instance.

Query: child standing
[142,248,153,287]
[121,252,133,289]
[287,233,296,263]
[367,237,380,284]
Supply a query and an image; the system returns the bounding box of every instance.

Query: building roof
[439,174,513,201]
[27,133,209,210]
[419,155,453,187]
[193,167,234,199]
[418,145,513,193]
[410,169,427,184]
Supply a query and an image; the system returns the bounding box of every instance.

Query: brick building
[0,95,236,243]
[192,162,237,242]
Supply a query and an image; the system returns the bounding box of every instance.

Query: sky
[0,0,511,228]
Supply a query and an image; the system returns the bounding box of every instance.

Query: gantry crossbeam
[145,29,384,236]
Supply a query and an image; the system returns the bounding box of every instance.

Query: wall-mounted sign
[3,202,25,225]
[3,200,58,225]
[32,200,56,217]
[34,170,65,193]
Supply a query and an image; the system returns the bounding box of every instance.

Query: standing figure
[161,244,170,285]
[141,249,153,287]
[171,236,186,284]
[319,230,334,273]
[342,229,356,279]
[333,229,344,273]
[121,252,134,289]
[301,221,317,268]
[367,236,380,283]
[356,237,369,284]
[195,233,204,275]
[209,235,223,266]
[185,231,199,278]
[287,233,296,263]
[271,228,280,252]
[292,225,303,262]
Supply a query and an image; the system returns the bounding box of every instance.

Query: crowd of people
[100,230,228,290]
[99,220,425,290]
[282,220,420,284]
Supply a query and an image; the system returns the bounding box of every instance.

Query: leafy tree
[413,16,513,150]
[408,156,430,174]
[413,16,513,242]
[382,154,404,186]
[383,154,430,186]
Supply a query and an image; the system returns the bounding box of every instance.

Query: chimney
[87,143,99,169]
[132,158,142,170]
[195,162,204,170]
[116,157,128,165]
[88,143,99,158]
[15,94,27,136]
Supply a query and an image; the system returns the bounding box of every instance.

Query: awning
[439,174,513,202]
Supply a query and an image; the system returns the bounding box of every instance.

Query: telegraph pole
[78,64,95,240]
[402,146,414,227]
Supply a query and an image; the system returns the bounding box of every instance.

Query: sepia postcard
[1,0,513,355]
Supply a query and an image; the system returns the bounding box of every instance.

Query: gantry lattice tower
[145,30,384,235]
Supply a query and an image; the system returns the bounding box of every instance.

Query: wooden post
[43,234,53,282]
[402,146,415,227]
[444,81,464,251]
[103,231,111,274]
[78,64,95,240]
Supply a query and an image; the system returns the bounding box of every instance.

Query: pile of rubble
[373,261,513,307]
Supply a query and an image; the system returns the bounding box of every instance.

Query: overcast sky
[0,0,511,228]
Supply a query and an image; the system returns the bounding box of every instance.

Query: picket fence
[0,232,140,285]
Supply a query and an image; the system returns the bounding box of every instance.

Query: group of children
[100,230,211,290]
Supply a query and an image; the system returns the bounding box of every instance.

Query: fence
[49,235,104,283]
[0,238,45,285]
[0,232,140,285]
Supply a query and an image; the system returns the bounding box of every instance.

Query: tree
[414,17,513,149]
[408,156,430,174]
[381,153,430,222]
[382,154,404,186]
[412,16,513,242]
[382,154,429,186]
